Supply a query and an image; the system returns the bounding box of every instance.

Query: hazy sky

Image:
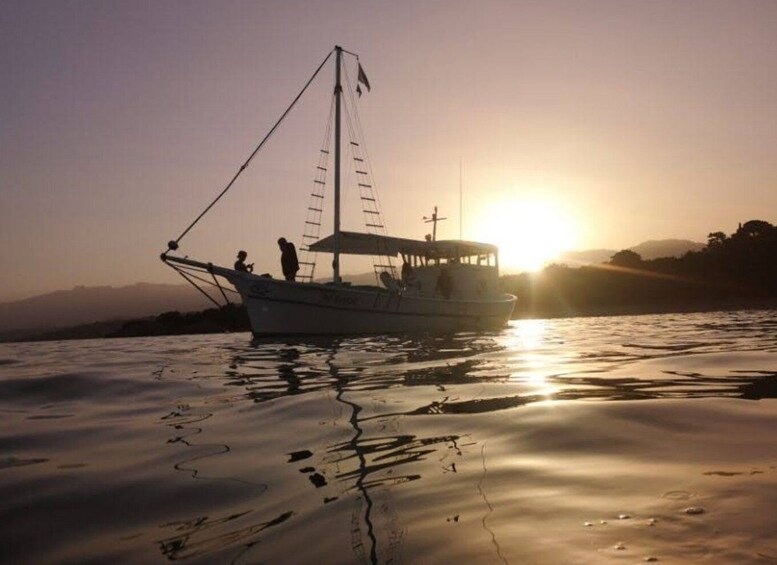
[3,0,777,300]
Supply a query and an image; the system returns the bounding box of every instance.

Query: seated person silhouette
[380,271,401,292]
[234,250,253,273]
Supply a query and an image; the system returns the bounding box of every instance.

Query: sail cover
[309,231,497,258]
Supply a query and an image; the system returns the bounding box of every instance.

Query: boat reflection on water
[327,344,475,564]
[282,339,488,564]
[157,335,492,563]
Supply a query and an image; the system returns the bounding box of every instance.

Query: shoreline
[513,297,777,321]
[2,298,776,344]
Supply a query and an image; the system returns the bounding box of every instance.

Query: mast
[333,45,343,283]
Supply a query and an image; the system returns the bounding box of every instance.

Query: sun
[471,197,577,272]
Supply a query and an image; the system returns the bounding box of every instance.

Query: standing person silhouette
[435,266,453,299]
[277,237,299,281]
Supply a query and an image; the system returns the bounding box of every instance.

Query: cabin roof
[308,231,497,257]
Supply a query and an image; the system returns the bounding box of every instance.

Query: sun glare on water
[471,197,578,273]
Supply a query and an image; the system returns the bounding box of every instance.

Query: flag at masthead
[356,63,371,97]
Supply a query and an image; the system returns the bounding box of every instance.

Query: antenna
[423,206,447,242]
[459,157,463,240]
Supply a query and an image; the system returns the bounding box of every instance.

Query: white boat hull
[227,274,516,335]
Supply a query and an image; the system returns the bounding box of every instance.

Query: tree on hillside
[735,220,775,239]
[609,249,642,267]
[707,231,727,248]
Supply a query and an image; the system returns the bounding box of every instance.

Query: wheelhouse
[309,231,501,299]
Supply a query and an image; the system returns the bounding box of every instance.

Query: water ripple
[1,309,777,563]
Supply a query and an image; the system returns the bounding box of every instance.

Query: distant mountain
[557,239,705,266]
[0,283,212,333]
[629,239,705,259]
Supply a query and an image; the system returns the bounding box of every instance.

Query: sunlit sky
[3,1,777,300]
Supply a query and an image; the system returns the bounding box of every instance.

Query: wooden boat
[162,46,516,335]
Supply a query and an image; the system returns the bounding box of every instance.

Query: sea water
[1,310,776,564]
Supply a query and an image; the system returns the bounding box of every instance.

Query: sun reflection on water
[504,319,560,398]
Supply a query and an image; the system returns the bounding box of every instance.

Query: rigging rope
[341,62,396,281]
[297,94,336,282]
[166,49,334,252]
[342,62,388,234]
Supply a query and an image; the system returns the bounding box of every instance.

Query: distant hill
[557,239,704,266]
[0,283,212,333]
[629,239,705,259]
